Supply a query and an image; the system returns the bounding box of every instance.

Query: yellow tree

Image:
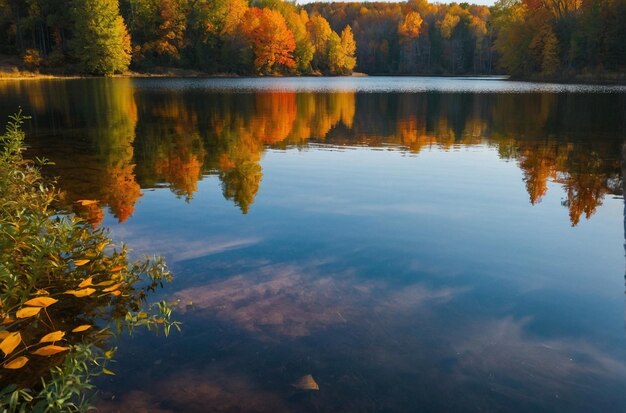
[307,14,333,72]
[340,26,357,72]
[399,11,423,38]
[328,26,357,75]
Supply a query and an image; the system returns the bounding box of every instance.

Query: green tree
[307,13,333,72]
[286,10,315,73]
[328,25,357,75]
[492,0,533,77]
[70,0,132,75]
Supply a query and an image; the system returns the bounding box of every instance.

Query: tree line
[0,0,356,75]
[0,0,624,78]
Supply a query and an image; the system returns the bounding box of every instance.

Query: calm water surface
[1,77,626,412]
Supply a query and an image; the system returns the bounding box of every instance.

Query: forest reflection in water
[0,78,624,227]
[2,78,626,412]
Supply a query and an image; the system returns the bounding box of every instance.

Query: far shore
[1,67,625,86]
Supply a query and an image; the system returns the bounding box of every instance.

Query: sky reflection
[1,78,625,412]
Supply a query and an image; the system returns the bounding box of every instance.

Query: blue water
[1,77,625,412]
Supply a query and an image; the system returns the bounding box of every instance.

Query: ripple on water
[131,76,626,94]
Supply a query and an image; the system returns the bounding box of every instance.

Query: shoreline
[2,70,625,86]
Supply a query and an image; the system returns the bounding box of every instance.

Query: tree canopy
[71,0,132,75]
[0,0,623,78]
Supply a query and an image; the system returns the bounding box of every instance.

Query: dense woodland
[0,0,624,78]
[305,0,626,77]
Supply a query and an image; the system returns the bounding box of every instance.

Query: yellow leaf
[74,259,90,266]
[39,331,65,343]
[35,289,49,296]
[64,288,96,297]
[137,312,148,319]
[0,331,8,340]
[103,283,123,293]
[77,199,98,206]
[4,356,28,369]
[2,318,14,325]
[102,368,115,375]
[16,307,42,318]
[292,374,320,391]
[104,350,114,359]
[24,297,58,308]
[0,332,21,356]
[109,265,124,272]
[72,325,92,333]
[109,290,121,296]
[79,277,93,288]
[32,345,70,356]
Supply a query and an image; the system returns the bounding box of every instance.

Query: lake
[1,77,626,412]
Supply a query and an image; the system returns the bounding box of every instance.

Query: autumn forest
[1,0,625,79]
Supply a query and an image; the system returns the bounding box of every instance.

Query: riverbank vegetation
[307,0,626,80]
[0,112,180,410]
[0,0,624,79]
[0,0,356,76]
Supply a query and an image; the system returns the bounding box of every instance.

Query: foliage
[240,8,296,75]
[307,13,333,73]
[492,0,626,79]
[70,0,132,75]
[0,112,180,410]
[399,11,423,39]
[0,0,623,78]
[285,10,315,73]
[125,0,187,67]
[22,49,40,71]
[492,0,532,77]
[328,26,357,75]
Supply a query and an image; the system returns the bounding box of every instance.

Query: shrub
[0,112,180,411]
[22,49,41,71]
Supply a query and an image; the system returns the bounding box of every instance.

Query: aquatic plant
[0,111,180,411]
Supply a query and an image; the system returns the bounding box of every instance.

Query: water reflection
[2,78,626,412]
[0,79,623,225]
[95,257,626,412]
